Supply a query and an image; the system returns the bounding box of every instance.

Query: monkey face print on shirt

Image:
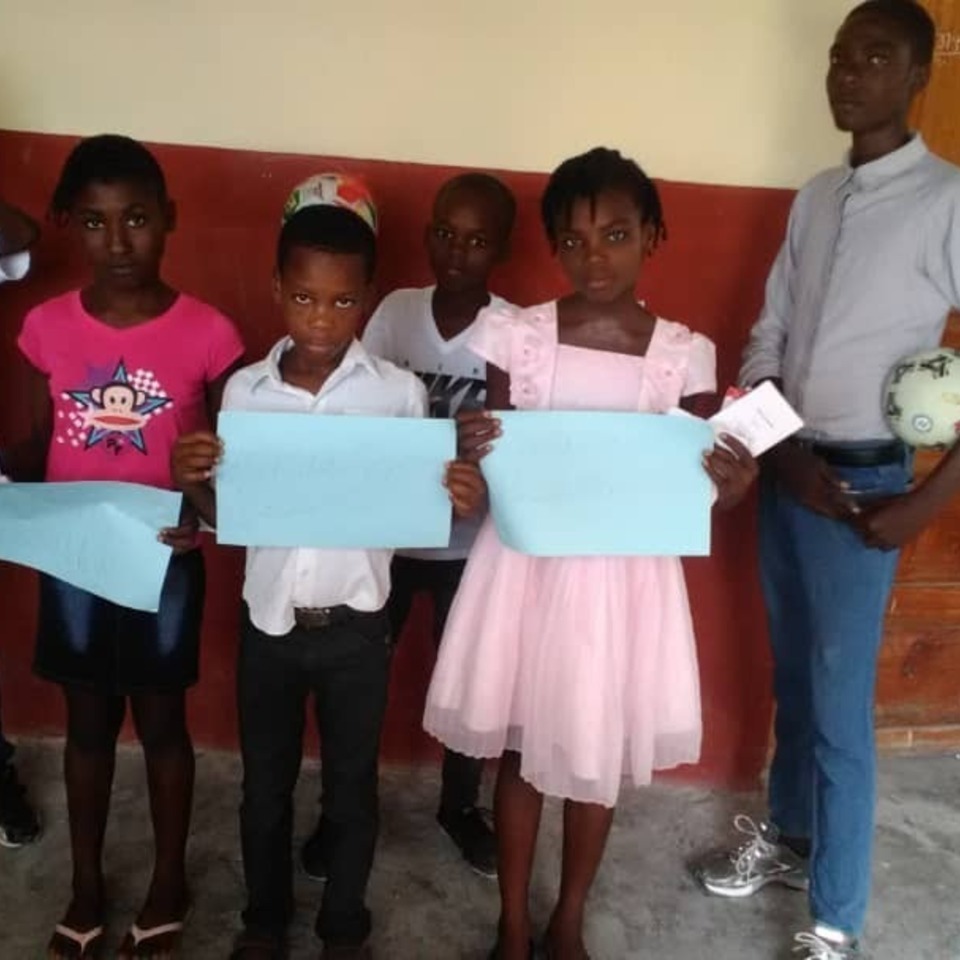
[62,359,172,456]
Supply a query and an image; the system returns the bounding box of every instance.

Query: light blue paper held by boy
[215,411,456,549]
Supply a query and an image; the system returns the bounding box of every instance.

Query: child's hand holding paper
[709,381,804,457]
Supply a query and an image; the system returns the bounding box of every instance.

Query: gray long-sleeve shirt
[740,135,960,441]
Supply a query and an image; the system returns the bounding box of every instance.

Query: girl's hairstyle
[49,134,168,224]
[434,172,518,241]
[276,206,377,280]
[848,1,936,65]
[540,147,667,251]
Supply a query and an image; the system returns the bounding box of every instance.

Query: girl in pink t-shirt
[11,135,244,960]
[425,149,758,960]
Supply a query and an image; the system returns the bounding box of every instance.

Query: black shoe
[229,929,286,959]
[320,943,372,959]
[300,823,327,882]
[488,940,534,959]
[0,763,40,848]
[437,805,497,878]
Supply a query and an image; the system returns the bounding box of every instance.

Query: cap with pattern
[282,173,378,235]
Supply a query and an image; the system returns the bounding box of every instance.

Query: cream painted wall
[0,0,854,189]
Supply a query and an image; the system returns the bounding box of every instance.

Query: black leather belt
[795,439,906,467]
[294,606,384,630]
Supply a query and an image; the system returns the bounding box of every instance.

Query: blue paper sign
[481,411,714,556]
[0,481,182,611]
[216,412,456,548]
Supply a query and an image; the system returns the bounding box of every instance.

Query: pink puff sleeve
[469,305,516,372]
[682,332,717,397]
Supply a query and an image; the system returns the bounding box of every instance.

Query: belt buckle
[296,607,333,630]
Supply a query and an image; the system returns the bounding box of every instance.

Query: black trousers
[238,606,392,946]
[388,556,483,813]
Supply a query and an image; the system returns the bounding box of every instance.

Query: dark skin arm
[159,361,243,549]
[853,443,960,550]
[171,431,221,527]
[764,441,856,520]
[2,365,52,480]
[742,377,857,521]
[456,363,510,460]
[682,392,757,509]
[0,200,39,257]
[443,460,487,517]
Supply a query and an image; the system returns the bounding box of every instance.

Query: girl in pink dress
[423,148,757,960]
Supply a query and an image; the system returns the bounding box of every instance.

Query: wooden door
[876,0,960,750]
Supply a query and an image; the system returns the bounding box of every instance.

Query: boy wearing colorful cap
[298,173,516,882]
[172,175,486,960]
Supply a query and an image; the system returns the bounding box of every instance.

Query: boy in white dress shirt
[296,173,515,880]
[172,175,485,960]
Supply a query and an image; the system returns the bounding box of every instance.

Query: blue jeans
[760,456,910,936]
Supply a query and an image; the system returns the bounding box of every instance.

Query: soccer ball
[884,348,960,448]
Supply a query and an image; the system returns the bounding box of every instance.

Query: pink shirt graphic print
[19,291,244,488]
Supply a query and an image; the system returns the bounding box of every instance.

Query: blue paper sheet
[0,481,182,611]
[481,411,715,556]
[216,412,456,549]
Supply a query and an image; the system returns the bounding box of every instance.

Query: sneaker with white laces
[692,814,808,897]
[792,927,862,959]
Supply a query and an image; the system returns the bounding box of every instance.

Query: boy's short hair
[435,173,517,241]
[848,0,937,65]
[50,134,167,224]
[276,205,377,280]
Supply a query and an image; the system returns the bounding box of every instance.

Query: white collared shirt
[740,135,960,441]
[222,336,429,636]
[363,285,512,561]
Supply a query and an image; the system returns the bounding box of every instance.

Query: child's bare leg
[494,751,542,959]
[48,688,124,957]
[129,692,193,925]
[544,799,615,960]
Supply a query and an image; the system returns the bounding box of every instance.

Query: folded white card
[709,381,803,456]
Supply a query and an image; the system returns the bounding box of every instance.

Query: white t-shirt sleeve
[0,250,30,283]
[361,297,395,359]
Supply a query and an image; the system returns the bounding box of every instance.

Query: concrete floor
[1,742,958,960]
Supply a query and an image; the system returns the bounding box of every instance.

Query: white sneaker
[692,814,809,897]
[792,926,862,959]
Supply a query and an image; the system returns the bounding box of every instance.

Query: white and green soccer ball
[884,348,960,448]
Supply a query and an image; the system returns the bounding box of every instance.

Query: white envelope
[709,381,804,456]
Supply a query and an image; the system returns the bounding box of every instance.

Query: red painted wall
[0,129,791,787]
